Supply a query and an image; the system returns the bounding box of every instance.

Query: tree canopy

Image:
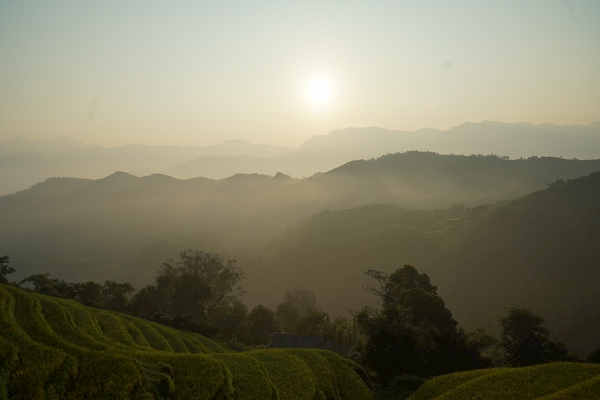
[499,306,551,367]
[359,265,482,381]
[0,256,14,284]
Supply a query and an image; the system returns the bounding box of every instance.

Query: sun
[306,77,333,107]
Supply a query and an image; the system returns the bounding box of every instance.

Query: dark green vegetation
[355,266,485,381]
[408,362,600,400]
[260,172,600,355]
[0,283,371,400]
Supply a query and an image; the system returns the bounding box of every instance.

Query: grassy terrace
[0,284,372,400]
[409,362,600,400]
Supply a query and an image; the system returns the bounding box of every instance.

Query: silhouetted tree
[0,256,14,284]
[587,348,600,363]
[499,306,550,367]
[360,265,482,381]
[155,250,244,321]
[74,281,103,307]
[101,280,135,312]
[209,299,249,341]
[296,309,331,336]
[248,305,280,345]
[128,285,165,316]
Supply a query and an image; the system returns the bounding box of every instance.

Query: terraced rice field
[409,362,600,400]
[0,284,372,399]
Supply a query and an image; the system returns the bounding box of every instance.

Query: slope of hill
[0,284,371,399]
[255,172,600,355]
[2,152,600,297]
[409,363,600,400]
[433,171,600,354]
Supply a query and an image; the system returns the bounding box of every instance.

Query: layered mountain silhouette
[2,121,599,196]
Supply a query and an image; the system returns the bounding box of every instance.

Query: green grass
[408,368,501,400]
[0,284,372,399]
[212,353,276,400]
[410,363,600,400]
[283,348,341,399]
[247,349,319,400]
[317,350,374,400]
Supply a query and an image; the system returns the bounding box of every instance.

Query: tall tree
[499,306,550,367]
[101,280,135,312]
[155,250,244,321]
[248,305,280,345]
[360,265,481,381]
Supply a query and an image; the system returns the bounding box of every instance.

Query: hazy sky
[1,1,599,148]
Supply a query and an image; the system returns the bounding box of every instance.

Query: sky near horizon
[1,1,599,148]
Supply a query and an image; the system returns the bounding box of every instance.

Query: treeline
[0,252,358,350]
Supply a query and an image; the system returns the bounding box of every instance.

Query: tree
[295,309,331,336]
[73,281,103,307]
[128,285,165,316]
[364,265,438,325]
[588,348,600,363]
[499,306,550,367]
[171,273,213,319]
[210,299,249,341]
[101,280,135,312]
[155,250,244,321]
[360,266,482,381]
[248,305,280,345]
[0,256,15,284]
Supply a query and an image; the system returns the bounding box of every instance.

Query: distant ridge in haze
[256,171,600,355]
[2,121,600,195]
[2,151,600,296]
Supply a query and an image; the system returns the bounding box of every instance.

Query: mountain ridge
[2,120,600,195]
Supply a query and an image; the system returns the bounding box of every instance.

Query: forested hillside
[1,152,599,291]
[257,172,600,355]
[435,172,600,355]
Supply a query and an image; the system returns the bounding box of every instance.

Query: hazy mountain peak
[100,171,138,182]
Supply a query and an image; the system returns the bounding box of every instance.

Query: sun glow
[306,77,333,107]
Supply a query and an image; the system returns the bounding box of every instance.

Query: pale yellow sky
[1,1,599,148]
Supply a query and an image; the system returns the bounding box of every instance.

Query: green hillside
[256,172,600,355]
[409,362,600,400]
[0,284,371,400]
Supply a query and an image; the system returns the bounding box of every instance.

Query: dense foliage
[356,266,484,382]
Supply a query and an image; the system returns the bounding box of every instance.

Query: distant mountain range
[2,120,600,196]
